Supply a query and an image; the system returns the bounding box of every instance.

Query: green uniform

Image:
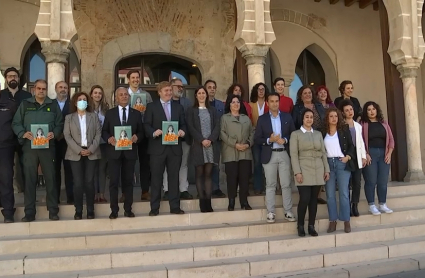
[12,96,63,217]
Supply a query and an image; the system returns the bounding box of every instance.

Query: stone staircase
[1,183,425,277]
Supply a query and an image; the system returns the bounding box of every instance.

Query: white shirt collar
[128,87,139,95]
[301,126,314,133]
[160,99,170,104]
[119,105,129,110]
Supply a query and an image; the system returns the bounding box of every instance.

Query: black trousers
[350,166,362,204]
[15,144,25,192]
[109,153,136,213]
[55,139,74,202]
[138,138,150,193]
[225,160,251,204]
[0,147,16,217]
[297,186,321,226]
[23,145,58,216]
[150,147,182,211]
[70,157,97,214]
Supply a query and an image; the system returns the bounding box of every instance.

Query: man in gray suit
[162,78,193,200]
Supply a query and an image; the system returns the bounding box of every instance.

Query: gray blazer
[64,112,102,161]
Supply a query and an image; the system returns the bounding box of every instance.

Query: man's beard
[8,80,18,90]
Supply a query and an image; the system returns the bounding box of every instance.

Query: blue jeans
[212,141,221,191]
[252,144,264,192]
[326,158,351,222]
[362,147,390,205]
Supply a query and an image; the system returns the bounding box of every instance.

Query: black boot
[308,225,318,236]
[240,202,252,210]
[228,198,235,211]
[199,199,207,213]
[352,203,359,217]
[297,225,306,237]
[205,199,214,212]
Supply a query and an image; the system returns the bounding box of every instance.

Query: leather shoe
[124,211,135,218]
[228,198,235,211]
[170,208,185,214]
[74,212,82,220]
[109,212,118,219]
[241,202,252,210]
[344,221,351,233]
[21,215,35,222]
[141,192,150,201]
[149,209,159,216]
[87,212,95,219]
[297,225,306,237]
[351,203,359,217]
[308,225,318,236]
[4,216,14,223]
[317,198,327,204]
[49,213,59,221]
[327,221,337,233]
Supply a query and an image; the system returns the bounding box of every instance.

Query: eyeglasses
[231,101,240,104]
[172,85,184,89]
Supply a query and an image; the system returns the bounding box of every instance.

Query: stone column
[397,66,425,182]
[238,45,269,92]
[41,41,70,99]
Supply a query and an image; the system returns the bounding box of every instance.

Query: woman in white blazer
[339,99,367,217]
[64,92,101,220]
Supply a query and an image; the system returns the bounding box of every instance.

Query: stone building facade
[0,0,425,182]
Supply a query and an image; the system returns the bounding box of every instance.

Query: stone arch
[19,33,39,70]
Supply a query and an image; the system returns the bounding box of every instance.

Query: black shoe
[87,212,95,219]
[308,225,318,236]
[205,199,214,212]
[212,189,226,198]
[298,225,306,237]
[317,198,327,205]
[4,216,14,223]
[163,191,169,201]
[170,208,185,214]
[21,215,35,222]
[351,203,359,217]
[241,202,252,210]
[109,212,118,219]
[228,198,235,211]
[180,191,193,200]
[124,211,135,218]
[149,209,159,216]
[49,213,59,221]
[67,198,74,205]
[199,199,207,213]
[74,212,82,220]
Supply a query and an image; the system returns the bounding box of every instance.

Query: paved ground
[372,269,425,277]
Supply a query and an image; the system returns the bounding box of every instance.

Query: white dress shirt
[118,105,129,124]
[78,114,87,147]
[301,126,313,133]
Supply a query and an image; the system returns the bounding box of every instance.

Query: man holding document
[102,87,144,219]
[144,81,187,216]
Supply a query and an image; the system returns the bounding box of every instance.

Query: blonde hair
[156,81,171,93]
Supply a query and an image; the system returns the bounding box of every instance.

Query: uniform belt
[272,148,284,152]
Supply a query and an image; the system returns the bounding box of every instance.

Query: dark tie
[122,107,127,125]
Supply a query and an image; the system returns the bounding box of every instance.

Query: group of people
[0,67,394,240]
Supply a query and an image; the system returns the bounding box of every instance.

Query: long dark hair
[193,86,210,108]
[361,101,384,123]
[225,94,242,114]
[250,82,270,103]
[323,107,346,134]
[295,85,318,105]
[70,92,93,113]
[226,83,245,98]
[338,80,353,96]
[90,85,109,114]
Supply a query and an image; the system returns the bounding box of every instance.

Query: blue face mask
[77,100,88,111]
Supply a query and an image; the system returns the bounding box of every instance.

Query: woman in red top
[273,77,294,113]
[226,84,252,119]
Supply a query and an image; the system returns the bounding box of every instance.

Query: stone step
[1,188,423,223]
[4,236,425,277]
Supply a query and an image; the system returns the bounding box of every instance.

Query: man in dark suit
[254,92,296,224]
[102,87,144,219]
[54,81,74,204]
[144,81,187,216]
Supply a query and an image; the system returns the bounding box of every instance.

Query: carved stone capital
[397,65,419,79]
[41,41,70,64]
[238,44,269,66]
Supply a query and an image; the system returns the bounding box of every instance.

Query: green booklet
[31,124,49,149]
[162,121,179,145]
[114,126,132,150]
[131,93,147,113]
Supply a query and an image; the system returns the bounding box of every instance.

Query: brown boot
[119,194,125,203]
[344,221,351,233]
[327,221,337,233]
[141,192,150,201]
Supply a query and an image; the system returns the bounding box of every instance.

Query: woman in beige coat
[290,108,330,237]
[221,94,254,211]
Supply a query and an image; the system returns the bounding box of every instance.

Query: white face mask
[77,100,88,111]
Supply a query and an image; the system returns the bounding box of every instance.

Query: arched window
[295,49,326,87]
[115,54,202,103]
[21,38,81,95]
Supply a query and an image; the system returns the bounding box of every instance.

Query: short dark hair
[224,94,242,114]
[295,85,318,105]
[4,67,20,78]
[250,82,270,103]
[226,83,245,98]
[339,80,353,96]
[126,70,140,79]
[267,92,280,101]
[273,77,285,86]
[338,99,354,114]
[204,79,217,87]
[361,101,384,123]
[301,108,314,125]
[193,86,210,108]
[70,92,93,113]
[34,79,47,87]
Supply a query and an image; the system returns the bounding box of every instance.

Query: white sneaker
[379,203,393,214]
[369,204,381,216]
[284,212,296,222]
[266,212,276,223]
